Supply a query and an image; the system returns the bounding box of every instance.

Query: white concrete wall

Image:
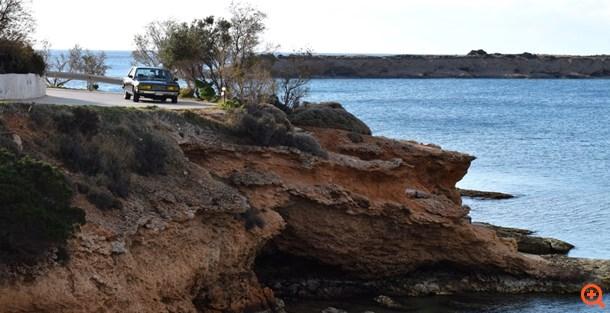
[0,74,46,100]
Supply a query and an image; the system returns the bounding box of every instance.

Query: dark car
[122,67,180,103]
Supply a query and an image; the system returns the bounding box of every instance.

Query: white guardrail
[0,74,47,100]
[45,71,124,85]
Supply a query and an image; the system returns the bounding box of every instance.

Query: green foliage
[58,135,102,175]
[54,107,100,137]
[196,80,217,101]
[233,104,327,158]
[219,99,242,110]
[0,149,85,265]
[0,39,46,75]
[289,132,328,158]
[52,107,175,198]
[134,132,169,176]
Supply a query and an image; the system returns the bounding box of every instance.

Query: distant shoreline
[269,52,610,79]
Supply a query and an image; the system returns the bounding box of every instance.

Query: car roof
[134,67,169,71]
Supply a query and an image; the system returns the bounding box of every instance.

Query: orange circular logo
[581,283,605,308]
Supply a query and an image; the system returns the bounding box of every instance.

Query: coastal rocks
[0,104,607,313]
[475,223,575,255]
[321,307,347,313]
[457,188,514,200]
[373,295,405,310]
[289,102,372,135]
[190,124,569,284]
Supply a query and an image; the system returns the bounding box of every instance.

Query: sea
[54,51,609,312]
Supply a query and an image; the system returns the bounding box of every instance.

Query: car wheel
[124,91,131,100]
[171,96,178,104]
[160,98,167,103]
[132,88,140,103]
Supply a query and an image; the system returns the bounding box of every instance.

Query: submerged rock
[475,223,575,255]
[457,188,515,200]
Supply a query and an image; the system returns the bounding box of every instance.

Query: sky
[30,0,610,55]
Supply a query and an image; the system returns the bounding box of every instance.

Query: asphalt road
[27,88,213,109]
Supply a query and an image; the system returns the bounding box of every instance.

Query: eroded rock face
[0,105,285,313]
[0,104,606,313]
[184,126,572,283]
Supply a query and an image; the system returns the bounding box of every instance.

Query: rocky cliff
[0,103,607,313]
[269,52,610,78]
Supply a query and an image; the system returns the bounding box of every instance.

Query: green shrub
[195,79,217,101]
[232,104,328,158]
[220,99,242,110]
[57,135,131,196]
[289,102,372,135]
[238,105,293,146]
[289,133,328,158]
[0,149,85,265]
[58,136,102,175]
[54,107,100,137]
[134,132,169,176]
[0,39,46,75]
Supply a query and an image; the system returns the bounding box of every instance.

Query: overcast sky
[31,0,610,55]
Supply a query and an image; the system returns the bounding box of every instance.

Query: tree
[276,49,313,110]
[132,20,176,67]
[81,50,109,90]
[0,0,35,42]
[224,2,273,105]
[228,2,266,67]
[132,1,272,104]
[40,43,83,87]
[41,44,108,90]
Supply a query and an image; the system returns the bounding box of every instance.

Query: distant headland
[269,50,610,78]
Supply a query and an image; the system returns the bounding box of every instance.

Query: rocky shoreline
[0,102,608,313]
[269,51,610,79]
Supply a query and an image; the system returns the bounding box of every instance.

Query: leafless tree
[228,2,266,67]
[228,58,276,105]
[41,44,84,87]
[0,0,34,42]
[41,43,108,90]
[276,49,313,109]
[81,50,109,90]
[225,2,272,104]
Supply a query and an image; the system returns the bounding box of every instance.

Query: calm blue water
[53,51,608,312]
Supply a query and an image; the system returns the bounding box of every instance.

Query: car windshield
[134,68,173,82]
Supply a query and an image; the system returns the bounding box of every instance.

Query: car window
[128,68,135,77]
[134,68,173,81]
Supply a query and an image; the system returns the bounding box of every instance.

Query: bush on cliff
[231,104,328,158]
[0,39,46,75]
[53,106,176,199]
[0,149,85,265]
[289,102,372,135]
